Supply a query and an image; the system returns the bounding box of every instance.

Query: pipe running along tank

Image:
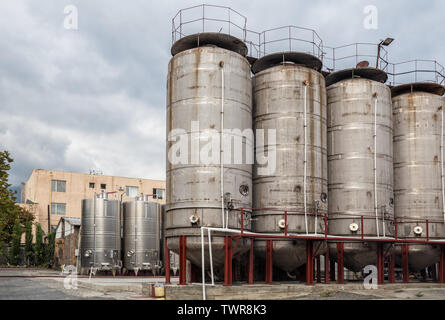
[326,68,394,272]
[392,82,445,271]
[252,52,328,273]
[122,195,162,275]
[165,32,253,276]
[80,192,121,275]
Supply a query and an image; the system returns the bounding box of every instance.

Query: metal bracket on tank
[251,52,322,74]
[325,67,388,87]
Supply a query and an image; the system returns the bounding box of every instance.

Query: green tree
[0,241,5,265]
[45,231,56,267]
[34,223,45,266]
[0,151,34,244]
[9,219,22,265]
[24,221,33,266]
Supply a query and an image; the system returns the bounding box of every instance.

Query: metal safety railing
[245,29,261,59]
[322,42,389,73]
[171,4,247,44]
[234,208,445,244]
[258,25,323,59]
[386,59,445,86]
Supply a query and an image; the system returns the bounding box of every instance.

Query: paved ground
[3,268,445,300]
[0,277,87,300]
[0,268,174,300]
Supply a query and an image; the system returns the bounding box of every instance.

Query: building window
[100,184,106,189]
[153,188,165,200]
[51,180,66,192]
[89,182,95,188]
[51,203,66,215]
[126,186,139,197]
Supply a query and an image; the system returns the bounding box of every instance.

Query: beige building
[20,169,166,234]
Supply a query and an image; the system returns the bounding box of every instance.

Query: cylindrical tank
[80,192,121,275]
[393,85,445,270]
[252,56,328,273]
[327,69,394,272]
[165,33,252,275]
[123,195,161,275]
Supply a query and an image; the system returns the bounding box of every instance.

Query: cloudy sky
[0,0,443,189]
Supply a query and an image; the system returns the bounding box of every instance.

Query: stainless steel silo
[80,192,121,275]
[123,195,162,275]
[326,69,394,272]
[392,84,445,271]
[252,56,328,273]
[165,33,252,276]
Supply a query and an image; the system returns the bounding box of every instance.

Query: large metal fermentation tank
[326,69,394,272]
[165,32,253,274]
[123,195,162,275]
[392,83,445,271]
[252,53,328,273]
[80,192,121,275]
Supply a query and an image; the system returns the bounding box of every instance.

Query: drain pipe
[441,106,445,222]
[303,81,309,234]
[220,61,225,229]
[208,228,214,285]
[373,94,380,237]
[93,192,97,268]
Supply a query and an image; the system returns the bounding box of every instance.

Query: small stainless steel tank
[80,192,121,275]
[392,83,445,271]
[165,32,252,275]
[252,52,328,273]
[326,68,394,272]
[123,195,161,275]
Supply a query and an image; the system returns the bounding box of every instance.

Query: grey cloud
[0,0,444,189]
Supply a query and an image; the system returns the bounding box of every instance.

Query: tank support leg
[248,238,254,284]
[164,239,170,284]
[324,247,330,284]
[440,246,445,284]
[336,242,344,284]
[389,246,395,283]
[306,240,314,285]
[265,240,273,284]
[179,235,187,285]
[224,236,232,286]
[316,256,321,283]
[330,259,336,282]
[377,243,384,285]
[402,244,409,283]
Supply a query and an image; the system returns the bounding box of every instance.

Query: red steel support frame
[248,238,254,284]
[389,246,395,283]
[440,246,445,284]
[330,259,336,281]
[306,240,314,285]
[324,245,330,284]
[402,244,409,283]
[224,236,233,286]
[164,238,171,284]
[337,242,344,284]
[377,243,384,285]
[265,240,273,284]
[179,235,187,285]
[316,256,321,283]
